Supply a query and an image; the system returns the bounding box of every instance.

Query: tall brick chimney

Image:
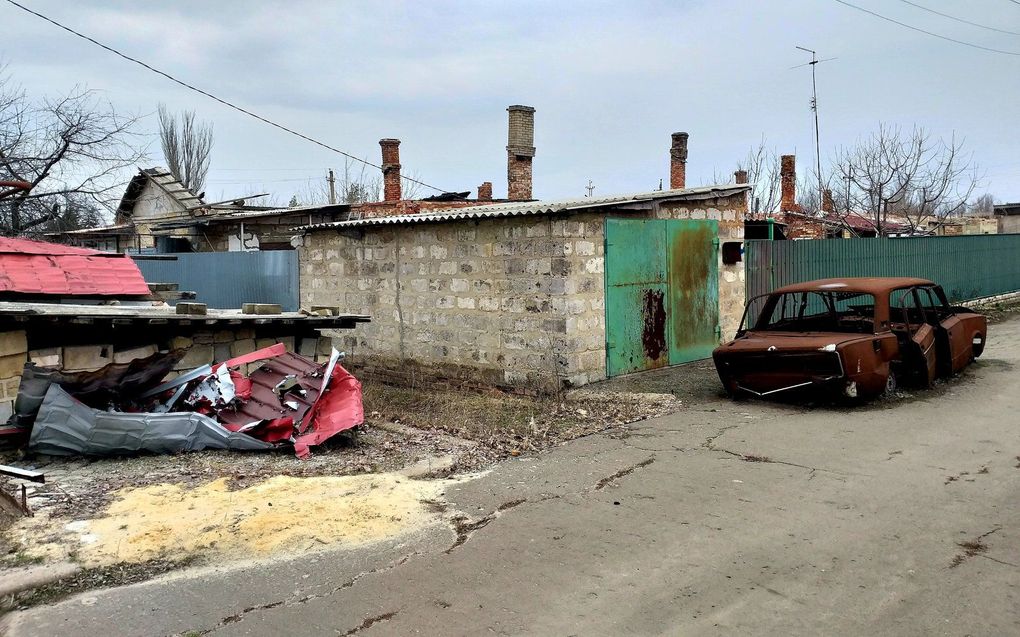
[822,188,835,214]
[670,132,689,189]
[477,181,493,202]
[379,138,401,202]
[506,105,536,201]
[734,169,748,185]
[780,154,797,212]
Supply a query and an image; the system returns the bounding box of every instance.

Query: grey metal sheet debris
[28,385,273,456]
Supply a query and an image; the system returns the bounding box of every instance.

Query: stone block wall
[300,212,609,392]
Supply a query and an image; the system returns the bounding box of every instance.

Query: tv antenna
[793,46,835,215]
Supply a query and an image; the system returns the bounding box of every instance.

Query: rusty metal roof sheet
[0,237,151,296]
[293,184,750,232]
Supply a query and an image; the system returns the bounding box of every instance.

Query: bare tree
[833,125,977,235]
[967,193,996,217]
[158,104,213,195]
[0,75,144,235]
[734,137,783,218]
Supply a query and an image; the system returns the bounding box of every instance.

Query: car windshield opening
[755,291,876,333]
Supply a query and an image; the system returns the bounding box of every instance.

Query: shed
[296,184,750,392]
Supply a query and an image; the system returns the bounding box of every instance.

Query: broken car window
[755,292,876,333]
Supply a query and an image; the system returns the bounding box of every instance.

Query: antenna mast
[796,46,825,215]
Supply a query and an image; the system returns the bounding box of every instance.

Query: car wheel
[884,370,898,396]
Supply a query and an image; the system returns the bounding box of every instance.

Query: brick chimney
[734,169,748,185]
[379,138,401,202]
[477,181,493,202]
[669,132,689,189]
[780,154,797,212]
[507,105,536,201]
[822,188,835,214]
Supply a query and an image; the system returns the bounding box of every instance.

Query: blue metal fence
[134,251,300,311]
[745,235,1020,303]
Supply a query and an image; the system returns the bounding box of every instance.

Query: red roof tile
[0,237,150,297]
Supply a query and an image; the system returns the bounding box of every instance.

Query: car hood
[714,331,873,355]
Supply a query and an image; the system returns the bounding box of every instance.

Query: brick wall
[298,191,748,391]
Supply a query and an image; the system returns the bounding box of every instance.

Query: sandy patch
[13,473,451,566]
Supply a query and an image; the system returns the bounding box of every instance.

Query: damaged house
[0,236,369,458]
[297,108,750,392]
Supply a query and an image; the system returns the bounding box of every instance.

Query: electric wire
[2,0,447,193]
[833,0,1020,56]
[896,0,1020,37]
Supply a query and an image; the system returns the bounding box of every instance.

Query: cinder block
[213,330,235,343]
[0,399,13,422]
[230,339,256,358]
[316,337,333,355]
[29,348,61,368]
[298,338,317,357]
[0,331,27,357]
[2,377,20,401]
[310,305,338,316]
[113,345,158,364]
[242,303,282,315]
[169,336,193,351]
[255,338,275,350]
[275,336,295,352]
[173,344,214,371]
[62,345,112,372]
[176,302,207,315]
[192,332,214,344]
[214,342,232,362]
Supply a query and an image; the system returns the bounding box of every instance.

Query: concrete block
[113,344,158,364]
[176,302,207,315]
[298,338,318,357]
[214,342,232,362]
[0,398,12,422]
[62,345,112,372]
[0,331,27,357]
[316,336,333,355]
[2,377,20,401]
[213,330,235,343]
[29,347,61,368]
[230,339,257,358]
[255,338,276,350]
[169,336,193,351]
[275,336,295,352]
[242,303,282,315]
[192,332,215,344]
[174,344,214,370]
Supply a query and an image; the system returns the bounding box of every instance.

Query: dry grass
[361,383,678,456]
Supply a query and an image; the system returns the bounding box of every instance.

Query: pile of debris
[9,344,363,460]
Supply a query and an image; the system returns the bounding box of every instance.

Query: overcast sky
[2,0,1018,205]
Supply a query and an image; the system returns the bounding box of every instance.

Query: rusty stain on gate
[605,218,719,377]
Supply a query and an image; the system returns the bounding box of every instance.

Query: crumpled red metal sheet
[215,352,324,432]
[293,363,364,459]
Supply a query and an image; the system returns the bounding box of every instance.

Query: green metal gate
[605,218,719,377]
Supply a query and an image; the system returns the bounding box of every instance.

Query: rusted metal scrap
[713,277,987,401]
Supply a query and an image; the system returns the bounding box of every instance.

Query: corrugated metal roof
[293,184,749,232]
[0,237,151,297]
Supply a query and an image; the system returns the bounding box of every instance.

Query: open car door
[895,288,937,386]
[923,286,971,374]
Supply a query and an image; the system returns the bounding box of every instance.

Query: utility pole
[327,169,336,205]
[794,46,831,217]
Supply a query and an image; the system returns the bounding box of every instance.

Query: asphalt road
[5,318,1019,637]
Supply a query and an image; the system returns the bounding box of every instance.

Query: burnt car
[713,277,987,400]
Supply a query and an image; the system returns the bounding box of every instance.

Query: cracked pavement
[5,318,1020,636]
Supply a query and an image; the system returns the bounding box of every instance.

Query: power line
[2,0,447,193]
[833,0,1020,56]
[896,0,1020,37]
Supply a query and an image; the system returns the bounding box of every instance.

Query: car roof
[771,277,936,295]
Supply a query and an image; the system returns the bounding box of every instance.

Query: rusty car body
[713,277,987,400]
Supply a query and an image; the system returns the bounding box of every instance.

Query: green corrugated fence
[745,236,1020,303]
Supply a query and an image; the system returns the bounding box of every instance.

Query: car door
[893,287,937,386]
[928,286,970,373]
